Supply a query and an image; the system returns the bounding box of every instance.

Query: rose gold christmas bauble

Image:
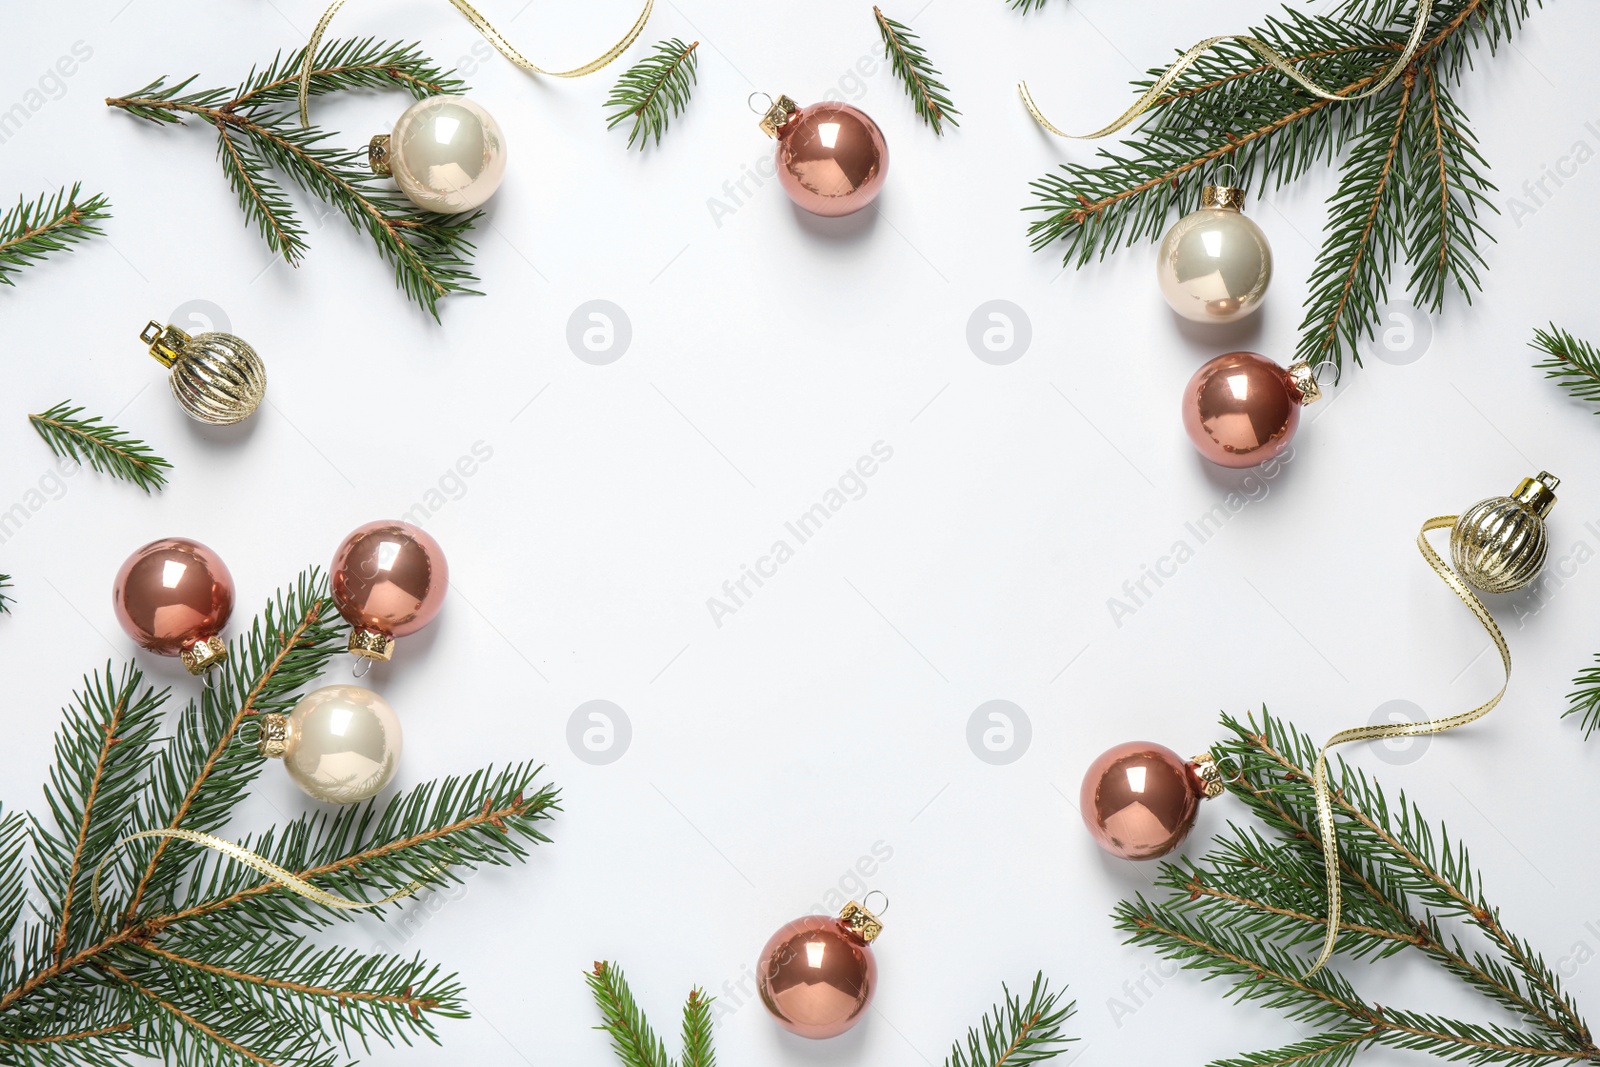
[1081,742,1203,860]
[330,521,447,639]
[757,915,876,1038]
[775,102,888,217]
[113,538,234,656]
[1182,351,1302,468]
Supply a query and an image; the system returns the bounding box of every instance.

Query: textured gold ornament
[257,712,290,759]
[179,634,228,675]
[1450,472,1559,594]
[1286,361,1324,406]
[1189,752,1226,799]
[1200,184,1246,211]
[367,133,392,176]
[758,94,801,138]
[140,320,267,425]
[348,628,396,662]
[839,900,883,943]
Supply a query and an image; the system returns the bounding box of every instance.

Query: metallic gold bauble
[140,320,267,425]
[1450,472,1559,593]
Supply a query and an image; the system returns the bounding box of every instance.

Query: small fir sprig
[1007,0,1054,11]
[1562,655,1600,740]
[587,961,714,1067]
[0,185,110,287]
[946,973,1075,1067]
[1531,324,1600,415]
[29,402,172,493]
[1115,709,1597,1067]
[106,39,480,319]
[1027,1,1533,374]
[604,39,700,150]
[0,576,11,615]
[0,569,561,1066]
[874,7,960,134]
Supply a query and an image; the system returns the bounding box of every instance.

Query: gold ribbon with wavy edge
[298,0,654,125]
[91,827,436,925]
[1304,514,1512,976]
[1018,0,1433,140]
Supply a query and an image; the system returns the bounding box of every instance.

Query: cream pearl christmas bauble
[259,685,402,804]
[1156,184,1273,323]
[370,95,507,214]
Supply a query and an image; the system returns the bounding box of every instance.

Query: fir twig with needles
[105,39,481,319]
[1561,656,1600,741]
[1531,324,1600,415]
[1027,0,1530,374]
[604,39,700,150]
[0,185,109,286]
[28,402,172,493]
[1116,709,1598,1067]
[875,7,961,134]
[0,569,561,1066]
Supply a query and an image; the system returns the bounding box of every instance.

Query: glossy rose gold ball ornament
[1183,351,1324,468]
[758,94,888,217]
[112,538,235,674]
[1081,742,1224,860]
[330,520,448,663]
[757,898,885,1039]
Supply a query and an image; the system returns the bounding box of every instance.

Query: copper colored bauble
[757,900,883,1039]
[759,94,888,217]
[1081,742,1222,860]
[330,520,448,661]
[112,537,235,674]
[1183,351,1322,468]
[1451,471,1560,593]
[139,320,267,425]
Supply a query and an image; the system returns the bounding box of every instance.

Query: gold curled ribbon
[1018,0,1432,140]
[91,828,435,925]
[1305,514,1511,976]
[298,0,655,125]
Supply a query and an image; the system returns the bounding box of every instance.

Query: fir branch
[680,988,715,1067]
[106,39,479,319]
[0,185,110,287]
[604,39,699,150]
[875,7,960,134]
[1561,654,1600,740]
[1114,709,1599,1067]
[945,973,1075,1067]
[28,403,172,493]
[587,962,674,1067]
[1532,325,1600,414]
[1026,1,1529,373]
[0,568,561,1067]
[1006,0,1054,10]
[0,576,11,615]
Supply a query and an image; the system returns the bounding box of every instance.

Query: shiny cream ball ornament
[140,320,266,425]
[1157,183,1273,323]
[259,685,403,804]
[371,96,507,214]
[1451,472,1560,593]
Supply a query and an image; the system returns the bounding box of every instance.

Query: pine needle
[586,962,675,1067]
[106,39,480,319]
[945,973,1075,1067]
[1562,654,1600,740]
[0,184,110,286]
[874,7,960,134]
[29,402,172,493]
[604,39,700,150]
[1007,0,1054,10]
[1531,324,1600,414]
[0,576,11,615]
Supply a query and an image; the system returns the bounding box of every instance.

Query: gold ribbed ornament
[139,320,267,425]
[1450,472,1559,593]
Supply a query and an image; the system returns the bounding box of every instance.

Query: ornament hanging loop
[747,91,775,115]
[861,889,890,917]
[353,656,374,679]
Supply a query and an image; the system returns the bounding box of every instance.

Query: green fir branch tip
[105,39,479,319]
[1562,654,1600,740]
[0,185,110,287]
[946,972,1075,1067]
[1006,0,1055,11]
[1531,324,1600,414]
[605,39,700,150]
[29,402,172,492]
[875,7,960,134]
[0,576,11,615]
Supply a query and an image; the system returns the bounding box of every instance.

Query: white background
[3,1,1600,1064]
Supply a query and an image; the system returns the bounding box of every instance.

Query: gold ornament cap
[180,634,228,675]
[368,134,392,176]
[759,94,800,138]
[839,900,883,943]
[1511,471,1559,518]
[141,320,191,369]
[348,628,395,662]
[1201,184,1247,211]
[257,712,290,759]
[1286,361,1324,406]
[1189,752,1226,799]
